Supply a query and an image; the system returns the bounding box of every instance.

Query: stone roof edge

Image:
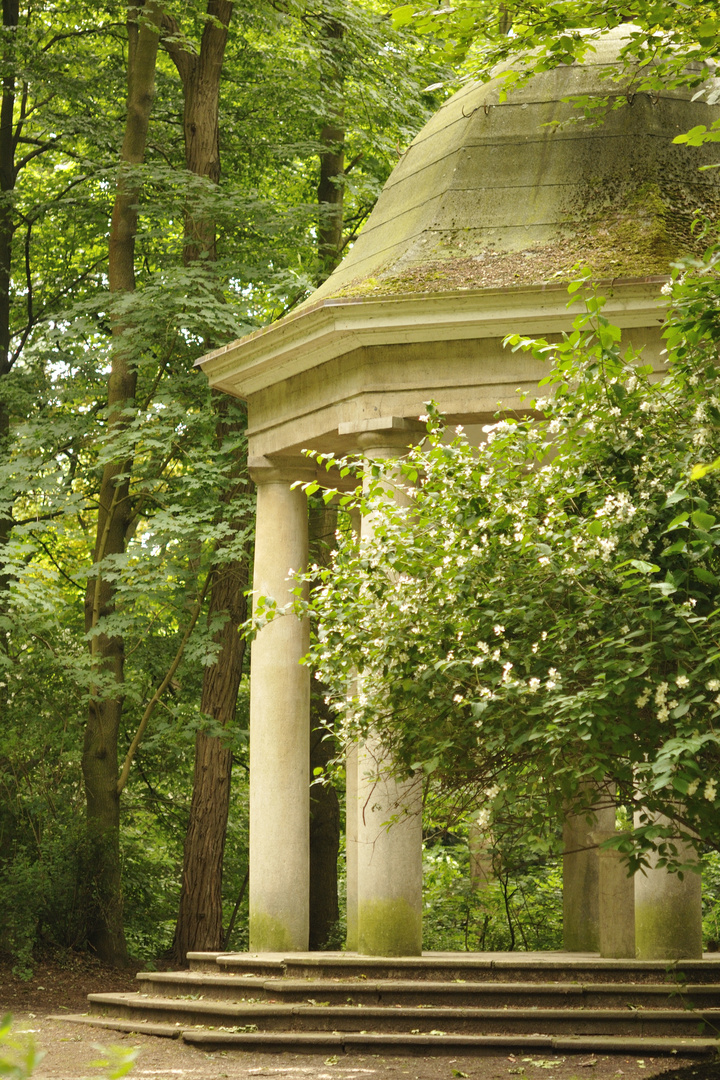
[197,277,668,400]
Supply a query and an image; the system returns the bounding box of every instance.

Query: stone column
[341,417,425,956]
[634,812,702,960]
[356,739,423,955]
[248,456,315,952]
[469,816,494,893]
[590,830,635,959]
[563,786,616,952]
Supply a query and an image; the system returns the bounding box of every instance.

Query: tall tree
[161,0,257,963]
[0,0,18,610]
[82,0,163,965]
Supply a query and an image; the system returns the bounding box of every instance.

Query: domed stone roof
[308,26,720,304]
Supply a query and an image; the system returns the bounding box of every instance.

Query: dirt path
[5,1013,713,1080]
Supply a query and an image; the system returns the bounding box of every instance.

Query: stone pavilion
[197,27,720,960]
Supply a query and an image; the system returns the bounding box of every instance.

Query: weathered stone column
[248,456,314,952]
[469,815,494,893]
[634,812,702,960]
[341,418,425,956]
[356,738,423,955]
[590,830,635,959]
[563,785,616,952]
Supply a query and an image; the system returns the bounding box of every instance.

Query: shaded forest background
[0,0,462,974]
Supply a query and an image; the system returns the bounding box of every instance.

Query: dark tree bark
[171,401,250,963]
[308,501,340,949]
[317,16,345,276]
[82,0,162,966]
[309,698,341,949]
[0,0,20,599]
[163,1,254,965]
[171,428,249,961]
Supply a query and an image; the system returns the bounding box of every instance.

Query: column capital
[338,416,426,457]
[248,454,318,486]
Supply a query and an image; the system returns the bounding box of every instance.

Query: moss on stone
[635,893,703,960]
[357,897,422,956]
[324,179,720,303]
[249,909,300,953]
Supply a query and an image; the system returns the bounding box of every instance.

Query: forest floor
[1,957,719,1080]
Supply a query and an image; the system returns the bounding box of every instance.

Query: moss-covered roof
[301,27,720,306]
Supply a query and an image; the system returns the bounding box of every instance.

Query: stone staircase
[53,952,720,1057]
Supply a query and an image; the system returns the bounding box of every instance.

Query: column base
[249,908,307,953]
[357,897,422,956]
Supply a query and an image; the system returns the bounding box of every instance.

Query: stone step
[134,971,720,1010]
[181,1030,720,1056]
[47,1015,181,1038]
[187,952,284,975]
[54,1016,720,1058]
[201,952,720,986]
[86,992,720,1037]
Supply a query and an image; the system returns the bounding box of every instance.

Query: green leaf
[691,510,716,530]
[691,458,720,480]
[664,512,689,532]
[391,4,415,28]
[629,560,660,574]
[664,489,689,507]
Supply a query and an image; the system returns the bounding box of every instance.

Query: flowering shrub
[300,249,720,872]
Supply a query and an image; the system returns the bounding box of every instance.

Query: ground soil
[1,958,719,1080]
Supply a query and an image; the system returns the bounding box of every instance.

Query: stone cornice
[196,279,667,401]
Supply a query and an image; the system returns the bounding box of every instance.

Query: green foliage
[393,0,720,98]
[0,1015,45,1079]
[300,245,720,873]
[423,836,563,952]
[0,0,450,965]
[0,1015,139,1080]
[702,851,720,949]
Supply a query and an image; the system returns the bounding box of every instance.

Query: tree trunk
[309,699,341,948]
[306,12,347,945]
[308,501,340,949]
[163,1,252,964]
[82,1,162,966]
[317,16,345,276]
[0,0,19,599]
[171,483,248,960]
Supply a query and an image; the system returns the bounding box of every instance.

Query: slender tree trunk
[307,12,347,946]
[82,1,162,966]
[172,428,249,959]
[309,501,340,949]
[163,1,252,964]
[0,0,19,600]
[317,16,345,276]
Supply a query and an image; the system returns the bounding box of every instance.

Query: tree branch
[159,12,195,83]
[116,571,213,794]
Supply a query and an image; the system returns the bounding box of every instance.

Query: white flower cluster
[595,491,637,524]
